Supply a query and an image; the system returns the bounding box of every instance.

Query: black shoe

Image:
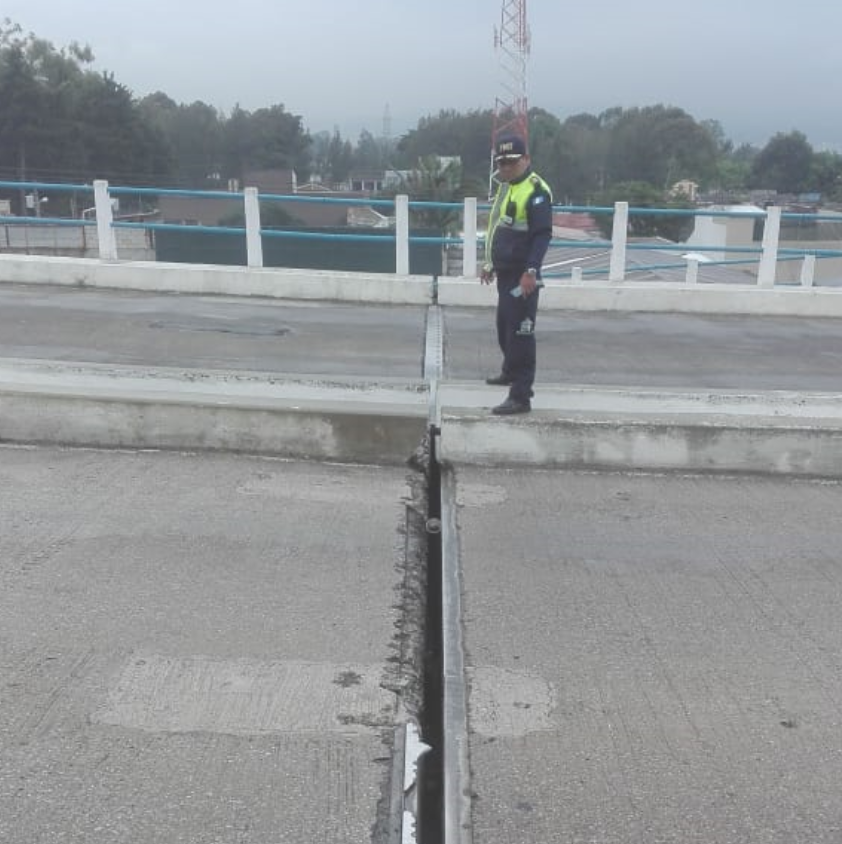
[492,397,531,415]
[486,373,514,386]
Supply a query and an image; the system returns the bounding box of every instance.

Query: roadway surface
[454,467,842,843]
[4,280,842,842]
[0,445,425,844]
[2,282,842,391]
[0,283,427,379]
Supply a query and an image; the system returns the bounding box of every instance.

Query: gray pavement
[7,279,842,843]
[444,307,842,392]
[4,283,842,393]
[456,469,842,844]
[0,283,427,378]
[451,466,842,843]
[0,445,426,844]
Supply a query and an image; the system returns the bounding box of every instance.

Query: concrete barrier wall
[5,253,842,316]
[0,254,432,305]
[0,226,154,261]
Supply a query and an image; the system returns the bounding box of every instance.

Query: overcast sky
[5,0,841,150]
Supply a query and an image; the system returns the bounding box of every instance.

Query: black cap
[494,133,527,160]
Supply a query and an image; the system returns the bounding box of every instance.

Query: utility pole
[490,0,530,195]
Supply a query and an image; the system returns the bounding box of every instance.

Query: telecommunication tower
[490,0,530,192]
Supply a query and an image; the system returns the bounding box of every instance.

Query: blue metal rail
[2,178,840,281]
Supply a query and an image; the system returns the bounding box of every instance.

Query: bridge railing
[1,179,841,286]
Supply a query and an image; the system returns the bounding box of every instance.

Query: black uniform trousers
[495,270,539,403]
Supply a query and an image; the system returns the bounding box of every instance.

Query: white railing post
[463,197,478,278]
[244,187,263,269]
[609,201,628,282]
[757,205,782,287]
[800,254,816,287]
[396,194,410,275]
[93,179,118,261]
[571,266,583,282]
[685,257,699,284]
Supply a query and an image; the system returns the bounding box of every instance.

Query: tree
[221,104,311,183]
[701,119,733,157]
[397,109,493,184]
[0,43,43,187]
[709,143,757,193]
[807,151,842,200]
[326,130,353,183]
[750,131,814,193]
[218,203,301,228]
[606,105,718,189]
[525,108,566,199]
[139,94,219,186]
[70,71,169,184]
[595,181,694,242]
[381,156,473,234]
[353,129,395,173]
[555,112,608,202]
[0,21,173,189]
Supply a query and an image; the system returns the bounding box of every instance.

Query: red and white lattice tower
[490,0,530,191]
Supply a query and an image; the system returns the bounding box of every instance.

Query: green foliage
[397,109,493,184]
[0,20,311,191]
[808,151,842,200]
[0,43,43,179]
[3,17,840,217]
[605,105,718,188]
[380,155,472,234]
[218,202,301,228]
[139,94,221,186]
[553,112,609,201]
[750,131,814,193]
[354,129,394,172]
[325,130,353,183]
[221,104,311,184]
[0,23,172,187]
[594,181,695,242]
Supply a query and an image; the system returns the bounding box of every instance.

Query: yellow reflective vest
[486,170,553,271]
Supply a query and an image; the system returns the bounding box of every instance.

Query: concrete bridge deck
[2,282,842,391]
[449,467,842,844]
[2,282,842,474]
[3,277,842,843]
[0,446,425,844]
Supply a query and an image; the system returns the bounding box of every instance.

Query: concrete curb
[0,360,427,464]
[437,383,842,476]
[5,359,842,476]
[438,412,842,477]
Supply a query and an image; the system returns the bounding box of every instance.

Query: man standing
[480,133,553,415]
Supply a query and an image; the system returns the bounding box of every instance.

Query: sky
[4,0,842,151]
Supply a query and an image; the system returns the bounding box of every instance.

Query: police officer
[480,132,553,415]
